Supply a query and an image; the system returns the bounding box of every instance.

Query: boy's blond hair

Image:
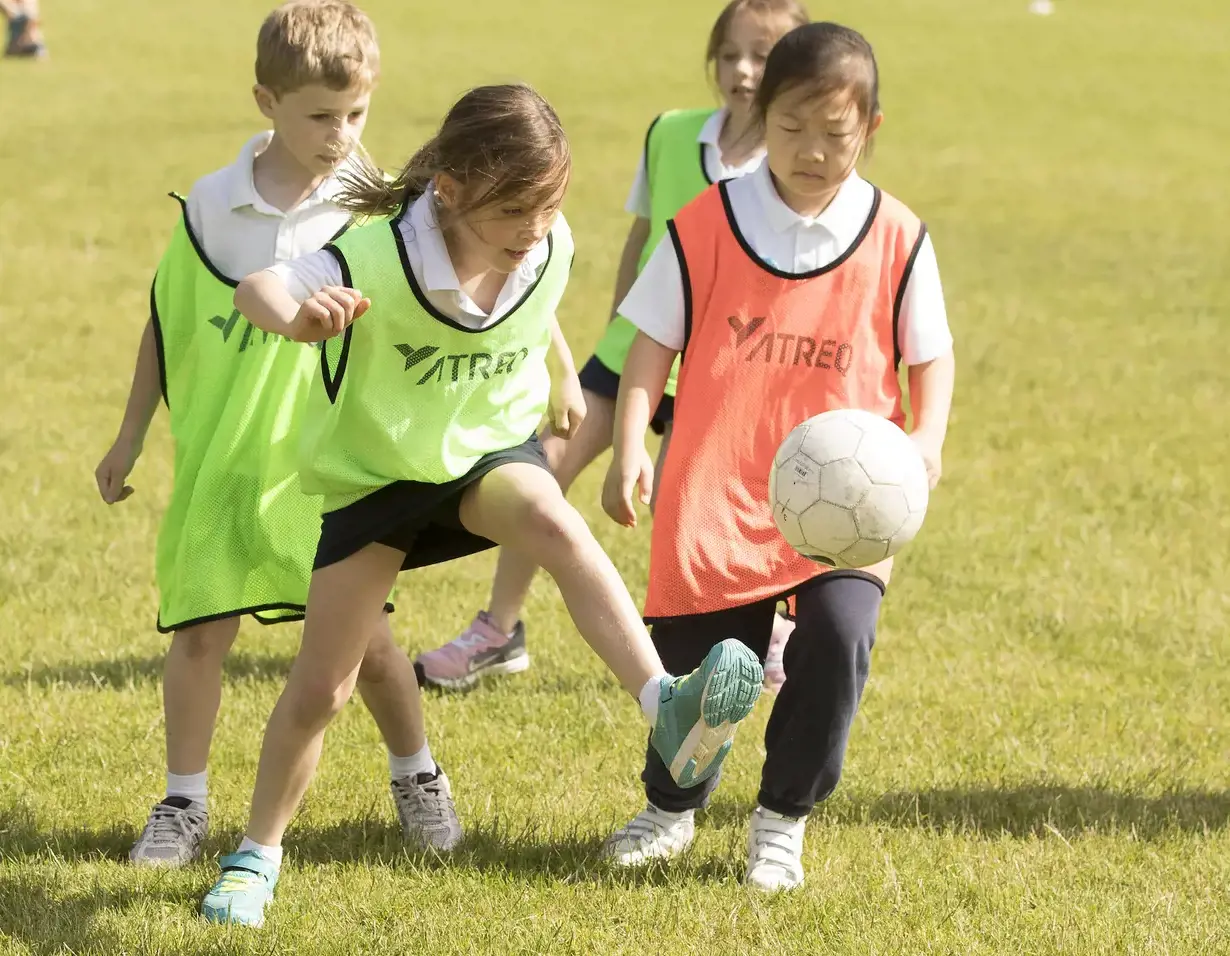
[256,0,379,96]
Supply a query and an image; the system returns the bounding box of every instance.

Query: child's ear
[253,85,279,121]
[867,110,884,137]
[434,173,461,210]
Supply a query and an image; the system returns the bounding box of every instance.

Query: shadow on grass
[280,813,741,885]
[0,803,133,863]
[3,649,295,691]
[703,784,1230,840]
[0,871,201,956]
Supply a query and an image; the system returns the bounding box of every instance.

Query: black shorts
[578,354,674,436]
[314,435,552,571]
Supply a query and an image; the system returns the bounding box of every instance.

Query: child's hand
[548,372,587,439]
[292,286,371,342]
[602,446,654,528]
[910,428,944,489]
[95,436,141,504]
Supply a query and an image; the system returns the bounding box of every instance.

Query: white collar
[227,131,355,215]
[697,107,728,146]
[698,107,766,176]
[752,162,871,244]
[407,188,551,295]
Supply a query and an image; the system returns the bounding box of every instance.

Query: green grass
[2,0,1228,952]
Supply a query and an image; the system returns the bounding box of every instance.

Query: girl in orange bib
[601,22,956,891]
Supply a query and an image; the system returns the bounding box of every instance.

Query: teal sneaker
[652,638,763,788]
[200,850,280,927]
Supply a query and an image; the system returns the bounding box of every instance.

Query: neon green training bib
[592,108,716,398]
[300,204,573,512]
[151,195,327,631]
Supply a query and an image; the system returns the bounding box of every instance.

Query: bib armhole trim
[698,142,714,185]
[320,243,354,404]
[167,192,241,288]
[668,219,694,359]
[149,277,169,407]
[891,224,928,370]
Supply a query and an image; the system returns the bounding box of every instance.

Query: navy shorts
[577,355,674,436]
[314,435,552,571]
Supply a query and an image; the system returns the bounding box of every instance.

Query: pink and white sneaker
[415,611,530,690]
[764,612,795,693]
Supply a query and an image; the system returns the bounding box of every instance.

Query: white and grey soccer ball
[769,409,929,569]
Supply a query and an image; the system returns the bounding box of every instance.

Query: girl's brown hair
[705,0,810,78]
[755,22,880,129]
[339,83,571,222]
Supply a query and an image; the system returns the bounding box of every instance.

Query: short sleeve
[266,248,346,304]
[616,233,686,351]
[897,232,953,366]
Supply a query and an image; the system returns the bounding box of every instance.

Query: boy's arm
[607,217,652,322]
[907,349,955,488]
[95,318,162,504]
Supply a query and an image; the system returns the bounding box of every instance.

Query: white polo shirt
[185,131,357,280]
[619,163,953,366]
[269,187,569,330]
[624,107,765,219]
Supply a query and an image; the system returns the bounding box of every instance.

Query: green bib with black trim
[592,108,715,396]
[152,195,326,631]
[300,206,572,511]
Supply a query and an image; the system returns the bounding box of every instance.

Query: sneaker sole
[200,899,268,928]
[669,640,763,788]
[129,851,198,869]
[417,653,531,691]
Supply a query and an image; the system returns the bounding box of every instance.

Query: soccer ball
[769,409,929,568]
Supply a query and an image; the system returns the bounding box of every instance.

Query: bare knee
[170,621,237,665]
[357,622,397,684]
[285,668,358,730]
[519,498,591,568]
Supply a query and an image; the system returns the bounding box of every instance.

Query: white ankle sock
[639,674,668,725]
[388,741,435,780]
[165,771,207,808]
[237,836,283,866]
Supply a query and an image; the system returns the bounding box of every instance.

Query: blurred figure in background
[1,0,46,58]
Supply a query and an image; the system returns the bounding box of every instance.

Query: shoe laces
[138,803,205,849]
[433,614,509,664]
[392,774,455,830]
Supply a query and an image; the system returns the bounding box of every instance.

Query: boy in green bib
[417,0,810,695]
[95,0,457,870]
[200,83,765,928]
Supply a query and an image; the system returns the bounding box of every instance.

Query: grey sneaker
[129,796,208,867]
[390,769,462,851]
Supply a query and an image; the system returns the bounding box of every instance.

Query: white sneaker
[602,804,696,866]
[390,769,462,851]
[129,797,209,868]
[745,806,806,891]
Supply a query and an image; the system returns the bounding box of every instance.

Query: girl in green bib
[418,0,810,696]
[200,83,765,927]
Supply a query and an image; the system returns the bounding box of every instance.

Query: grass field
[2,0,1228,952]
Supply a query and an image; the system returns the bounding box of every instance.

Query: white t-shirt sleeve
[266,248,345,304]
[616,233,686,351]
[623,155,652,219]
[897,233,953,366]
